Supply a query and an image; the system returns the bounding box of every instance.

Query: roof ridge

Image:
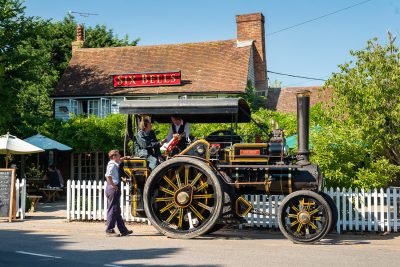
[75,39,237,52]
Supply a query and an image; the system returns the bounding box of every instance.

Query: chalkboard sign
[0,168,16,222]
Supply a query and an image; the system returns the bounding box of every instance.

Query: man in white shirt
[105,149,132,236]
[162,115,190,155]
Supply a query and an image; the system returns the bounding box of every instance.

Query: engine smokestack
[296,90,311,165]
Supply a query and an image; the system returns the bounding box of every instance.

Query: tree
[312,33,400,188]
[85,24,140,48]
[0,0,40,132]
[0,0,140,136]
[242,81,267,111]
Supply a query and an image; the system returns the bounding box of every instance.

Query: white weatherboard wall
[66,180,400,233]
[54,99,70,120]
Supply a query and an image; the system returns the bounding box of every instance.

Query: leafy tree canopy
[0,0,139,135]
[242,81,267,111]
[312,33,400,188]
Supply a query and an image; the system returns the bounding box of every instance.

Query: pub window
[72,152,106,181]
[100,98,110,118]
[69,99,78,115]
[88,100,99,116]
[81,153,96,180]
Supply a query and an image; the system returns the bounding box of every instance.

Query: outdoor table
[26,178,45,194]
[39,188,63,202]
[27,195,42,212]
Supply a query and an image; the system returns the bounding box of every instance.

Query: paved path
[0,201,399,266]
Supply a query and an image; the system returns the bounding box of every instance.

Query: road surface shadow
[0,229,220,266]
[204,226,400,245]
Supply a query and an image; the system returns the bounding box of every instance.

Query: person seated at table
[54,165,64,187]
[43,164,61,188]
[135,117,163,170]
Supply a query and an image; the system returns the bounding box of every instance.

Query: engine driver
[162,115,190,156]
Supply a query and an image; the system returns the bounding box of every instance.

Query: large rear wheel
[144,157,223,239]
[278,190,332,244]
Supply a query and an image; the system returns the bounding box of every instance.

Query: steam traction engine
[119,91,336,244]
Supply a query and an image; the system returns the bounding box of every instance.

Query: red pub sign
[113,71,181,88]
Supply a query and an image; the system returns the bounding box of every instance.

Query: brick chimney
[236,13,267,91]
[72,24,85,54]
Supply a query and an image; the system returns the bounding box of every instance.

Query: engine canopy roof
[119,98,251,123]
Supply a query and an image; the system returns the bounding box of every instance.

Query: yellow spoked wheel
[278,190,332,244]
[144,157,223,239]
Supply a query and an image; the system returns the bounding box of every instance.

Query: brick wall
[266,86,332,113]
[236,13,267,91]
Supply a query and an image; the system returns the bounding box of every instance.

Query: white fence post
[13,178,26,219]
[77,180,81,220]
[67,180,71,221]
[268,195,273,228]
[103,181,107,220]
[82,180,86,220]
[262,195,266,227]
[87,180,92,220]
[124,183,129,222]
[373,188,378,231]
[354,188,359,231]
[361,188,366,231]
[394,189,398,232]
[348,188,353,231]
[380,188,385,231]
[93,180,98,220]
[16,178,20,218]
[71,180,76,220]
[367,189,372,231]
[274,195,280,228]
[386,188,391,232]
[342,187,347,231]
[336,187,341,233]
[21,178,26,219]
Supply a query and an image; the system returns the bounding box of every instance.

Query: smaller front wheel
[278,190,332,244]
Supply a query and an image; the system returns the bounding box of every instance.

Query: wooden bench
[39,188,64,203]
[27,195,42,212]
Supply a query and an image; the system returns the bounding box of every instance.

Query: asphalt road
[0,204,399,266]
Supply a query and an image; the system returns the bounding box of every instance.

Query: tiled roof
[266,86,332,113]
[53,40,252,97]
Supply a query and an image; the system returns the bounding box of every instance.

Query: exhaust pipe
[296,90,311,165]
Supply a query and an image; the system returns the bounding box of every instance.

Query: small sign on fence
[0,168,16,222]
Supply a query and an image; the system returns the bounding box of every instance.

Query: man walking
[105,149,133,236]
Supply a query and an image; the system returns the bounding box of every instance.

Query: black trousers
[105,184,128,233]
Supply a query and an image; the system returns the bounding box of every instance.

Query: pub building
[52,13,269,181]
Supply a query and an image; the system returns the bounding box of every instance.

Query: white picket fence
[15,178,26,219]
[243,187,400,233]
[66,180,149,223]
[66,180,400,233]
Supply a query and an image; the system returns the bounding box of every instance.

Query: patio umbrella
[24,134,72,178]
[24,134,72,151]
[0,132,44,167]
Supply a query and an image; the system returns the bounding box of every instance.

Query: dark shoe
[119,230,133,237]
[106,229,117,236]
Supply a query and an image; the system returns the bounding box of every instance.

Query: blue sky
[24,0,399,87]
